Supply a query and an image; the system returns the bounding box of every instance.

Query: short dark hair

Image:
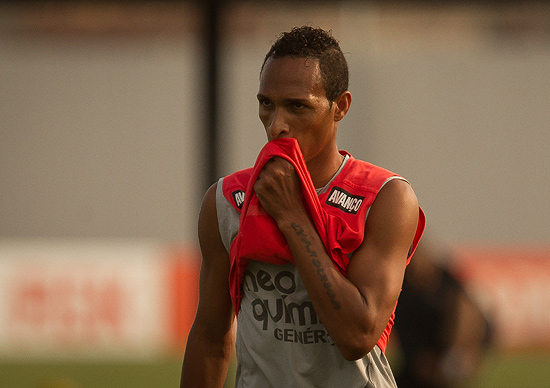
[261,26,349,103]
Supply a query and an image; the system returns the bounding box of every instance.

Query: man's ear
[333,91,352,122]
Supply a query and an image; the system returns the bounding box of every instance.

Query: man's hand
[253,157,306,223]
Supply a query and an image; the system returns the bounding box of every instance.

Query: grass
[0,358,183,388]
[464,351,550,388]
[1,351,549,388]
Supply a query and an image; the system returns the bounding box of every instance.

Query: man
[393,239,492,388]
[181,26,425,388]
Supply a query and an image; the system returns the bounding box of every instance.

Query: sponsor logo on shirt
[325,186,364,214]
[242,268,335,346]
[232,190,245,209]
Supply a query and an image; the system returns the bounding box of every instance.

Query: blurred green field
[1,351,549,388]
[462,352,550,388]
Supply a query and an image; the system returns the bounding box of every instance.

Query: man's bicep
[346,179,419,321]
[193,183,234,337]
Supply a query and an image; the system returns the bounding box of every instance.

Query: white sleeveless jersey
[216,172,398,388]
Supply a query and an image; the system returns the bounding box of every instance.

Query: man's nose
[267,109,290,139]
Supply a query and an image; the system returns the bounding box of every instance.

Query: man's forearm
[277,215,376,360]
[289,220,343,310]
[180,331,233,388]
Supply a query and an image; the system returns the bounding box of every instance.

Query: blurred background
[1,1,549,387]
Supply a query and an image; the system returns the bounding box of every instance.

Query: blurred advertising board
[0,240,199,360]
[452,245,550,351]
[1,240,548,359]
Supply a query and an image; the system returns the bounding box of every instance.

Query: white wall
[1,3,549,244]
[0,21,204,241]
[220,3,550,244]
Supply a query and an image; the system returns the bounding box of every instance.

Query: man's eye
[292,102,305,109]
[259,99,271,107]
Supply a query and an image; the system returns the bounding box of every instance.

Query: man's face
[257,56,338,164]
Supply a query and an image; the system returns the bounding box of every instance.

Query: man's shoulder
[218,167,254,212]
[222,167,254,192]
[340,156,401,191]
[345,154,396,175]
[226,166,254,181]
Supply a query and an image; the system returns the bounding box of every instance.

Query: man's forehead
[259,56,323,93]
[262,56,320,74]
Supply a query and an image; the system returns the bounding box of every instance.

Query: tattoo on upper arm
[290,222,341,310]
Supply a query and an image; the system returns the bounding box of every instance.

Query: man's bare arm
[255,158,419,360]
[180,183,235,388]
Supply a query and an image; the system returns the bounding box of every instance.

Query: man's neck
[307,149,345,189]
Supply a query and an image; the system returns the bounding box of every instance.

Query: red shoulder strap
[221,168,253,212]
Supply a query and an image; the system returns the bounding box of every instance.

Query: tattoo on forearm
[290,222,342,310]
